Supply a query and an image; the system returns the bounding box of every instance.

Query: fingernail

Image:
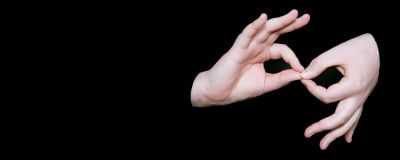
[300,66,305,71]
[301,70,310,78]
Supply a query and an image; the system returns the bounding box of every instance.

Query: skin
[301,33,380,150]
[191,10,310,107]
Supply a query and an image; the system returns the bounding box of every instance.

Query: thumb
[263,69,301,93]
[301,58,333,79]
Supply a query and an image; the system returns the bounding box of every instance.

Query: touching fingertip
[292,72,301,80]
[297,65,305,72]
[300,70,310,79]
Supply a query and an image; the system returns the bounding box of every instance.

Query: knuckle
[324,93,336,104]
[321,94,333,104]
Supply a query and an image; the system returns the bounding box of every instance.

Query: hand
[191,9,310,107]
[301,33,380,150]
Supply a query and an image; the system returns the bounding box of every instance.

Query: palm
[229,63,267,101]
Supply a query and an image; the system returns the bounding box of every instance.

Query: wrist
[191,71,213,107]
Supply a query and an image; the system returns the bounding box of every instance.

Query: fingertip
[346,137,352,143]
[260,13,267,20]
[304,130,311,138]
[320,141,327,150]
[291,9,298,15]
[295,65,305,72]
[290,62,305,72]
[304,130,309,138]
[295,72,302,80]
[282,69,302,82]
[320,137,330,150]
[301,14,311,24]
[345,134,353,143]
[253,13,267,25]
[304,126,314,138]
[251,14,267,30]
[300,65,305,71]
[284,9,298,19]
[300,70,310,79]
[302,13,310,20]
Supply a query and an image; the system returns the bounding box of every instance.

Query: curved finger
[276,13,310,35]
[304,97,360,138]
[301,76,356,104]
[323,76,358,103]
[235,13,268,48]
[301,80,329,103]
[254,9,298,43]
[301,54,340,80]
[345,105,363,143]
[269,43,305,72]
[266,9,299,33]
[320,107,362,150]
[265,14,310,45]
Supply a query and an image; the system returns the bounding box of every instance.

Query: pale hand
[301,33,380,150]
[191,10,310,107]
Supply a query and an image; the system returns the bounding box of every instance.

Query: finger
[276,13,310,34]
[254,9,298,43]
[265,14,310,45]
[266,9,299,33]
[336,66,345,75]
[301,80,329,103]
[320,107,362,150]
[323,77,358,103]
[302,77,356,104]
[235,13,268,48]
[263,69,301,93]
[304,97,359,138]
[270,43,305,72]
[345,105,363,143]
[301,53,340,79]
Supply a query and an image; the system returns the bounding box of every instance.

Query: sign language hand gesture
[301,33,380,150]
[191,10,310,107]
